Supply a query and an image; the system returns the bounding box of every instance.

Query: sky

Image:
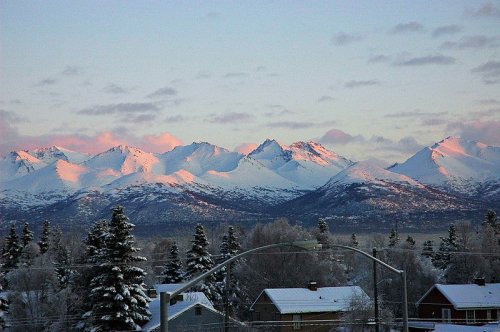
[1,1,499,163]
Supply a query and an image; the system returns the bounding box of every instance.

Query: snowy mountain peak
[390,137,500,192]
[27,145,90,164]
[85,145,160,174]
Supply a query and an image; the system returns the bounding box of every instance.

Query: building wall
[418,288,499,325]
[251,293,342,332]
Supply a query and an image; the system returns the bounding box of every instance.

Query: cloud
[196,71,212,79]
[384,110,448,118]
[368,54,390,63]
[35,78,58,86]
[317,95,334,103]
[471,60,500,84]
[103,83,129,94]
[147,87,177,99]
[394,54,456,66]
[267,121,315,129]
[331,32,363,46]
[0,110,28,123]
[344,80,381,88]
[0,118,183,155]
[61,66,83,76]
[369,135,424,153]
[123,114,157,123]
[470,108,500,118]
[466,2,500,19]
[440,35,499,49]
[319,128,363,145]
[432,25,463,38]
[391,22,424,34]
[208,112,253,124]
[420,118,448,126]
[447,120,500,145]
[264,105,294,117]
[223,72,248,79]
[78,102,161,116]
[477,98,500,105]
[165,115,186,123]
[234,143,257,155]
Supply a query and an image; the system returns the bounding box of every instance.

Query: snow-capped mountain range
[0,137,498,231]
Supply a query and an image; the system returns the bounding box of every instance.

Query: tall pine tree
[38,220,50,254]
[160,242,184,284]
[21,222,34,248]
[219,226,242,317]
[421,240,434,259]
[85,206,150,331]
[185,224,220,304]
[388,228,400,247]
[433,223,459,270]
[350,233,359,248]
[316,218,330,246]
[1,224,21,273]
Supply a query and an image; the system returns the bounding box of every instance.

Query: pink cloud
[319,128,363,145]
[0,119,182,156]
[448,120,500,145]
[234,143,257,155]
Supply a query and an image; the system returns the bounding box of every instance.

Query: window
[466,310,475,324]
[195,306,202,316]
[442,308,451,323]
[293,314,302,330]
[487,310,491,321]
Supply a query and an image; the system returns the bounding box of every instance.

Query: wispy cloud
[331,32,363,46]
[223,72,248,79]
[267,121,316,129]
[165,115,186,123]
[466,2,500,19]
[0,110,28,123]
[477,98,500,105]
[78,102,161,116]
[394,54,456,66]
[344,80,381,88]
[195,71,212,79]
[391,22,424,34]
[432,25,463,38]
[447,120,500,145]
[319,128,363,145]
[103,83,129,95]
[385,110,448,118]
[61,66,83,76]
[440,35,499,50]
[147,87,177,99]
[317,95,335,103]
[368,54,390,63]
[35,78,58,86]
[471,60,500,84]
[208,112,253,123]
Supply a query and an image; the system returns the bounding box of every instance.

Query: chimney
[307,281,318,291]
[474,277,486,286]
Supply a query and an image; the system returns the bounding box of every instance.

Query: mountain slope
[389,137,500,195]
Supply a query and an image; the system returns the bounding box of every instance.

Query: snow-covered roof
[142,284,214,332]
[417,283,500,309]
[432,322,500,332]
[256,286,369,314]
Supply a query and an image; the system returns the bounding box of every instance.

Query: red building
[416,280,500,325]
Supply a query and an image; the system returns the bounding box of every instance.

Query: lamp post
[326,244,409,332]
[159,240,322,332]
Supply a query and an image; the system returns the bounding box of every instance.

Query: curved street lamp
[159,240,408,332]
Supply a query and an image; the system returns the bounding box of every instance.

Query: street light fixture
[159,240,321,332]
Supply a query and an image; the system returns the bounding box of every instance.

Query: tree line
[1,208,498,331]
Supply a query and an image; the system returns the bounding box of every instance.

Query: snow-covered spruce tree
[316,218,330,246]
[388,228,399,247]
[21,222,34,248]
[432,223,459,270]
[406,236,416,249]
[185,224,221,304]
[219,226,242,317]
[421,240,434,259]
[160,242,184,284]
[51,229,74,289]
[1,224,21,274]
[85,207,150,331]
[0,272,8,330]
[38,220,50,255]
[350,233,359,248]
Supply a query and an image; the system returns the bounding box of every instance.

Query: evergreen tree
[38,220,50,255]
[0,272,8,329]
[432,223,459,270]
[185,224,220,303]
[421,240,434,259]
[218,226,242,316]
[316,218,330,246]
[21,222,34,248]
[484,209,499,236]
[388,228,400,247]
[1,224,21,273]
[406,236,416,248]
[85,206,150,331]
[51,229,74,289]
[350,233,359,248]
[160,242,184,284]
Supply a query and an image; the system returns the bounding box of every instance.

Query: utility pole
[373,248,379,332]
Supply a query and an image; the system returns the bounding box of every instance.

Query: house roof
[417,283,500,309]
[142,284,214,332]
[432,322,500,332]
[254,286,369,314]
